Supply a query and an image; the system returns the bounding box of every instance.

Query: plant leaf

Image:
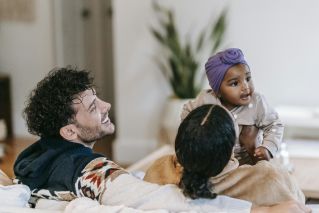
[150,3,227,98]
[151,28,165,44]
[210,9,227,54]
[196,29,206,52]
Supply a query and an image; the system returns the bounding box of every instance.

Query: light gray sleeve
[255,94,284,156]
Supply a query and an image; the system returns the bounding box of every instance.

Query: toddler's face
[219,64,254,110]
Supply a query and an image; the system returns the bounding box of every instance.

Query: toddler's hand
[254,147,271,161]
[239,125,259,155]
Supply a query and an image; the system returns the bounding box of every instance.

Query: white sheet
[65,196,253,213]
[0,184,30,208]
[65,197,168,213]
[0,181,319,213]
[0,207,61,213]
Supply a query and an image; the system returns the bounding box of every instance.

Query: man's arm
[75,157,252,212]
[75,158,310,213]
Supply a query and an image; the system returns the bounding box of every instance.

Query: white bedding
[0,207,60,213]
[2,196,319,213]
[0,184,30,208]
[0,176,252,213]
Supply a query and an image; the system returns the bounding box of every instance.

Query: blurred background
[0,0,319,170]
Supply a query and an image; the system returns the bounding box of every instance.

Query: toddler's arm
[240,125,272,163]
[255,93,284,157]
[254,146,271,160]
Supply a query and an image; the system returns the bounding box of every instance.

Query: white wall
[228,0,319,106]
[1,0,319,164]
[112,0,175,163]
[112,0,230,163]
[113,0,319,164]
[0,0,55,137]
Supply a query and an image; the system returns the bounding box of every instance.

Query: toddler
[181,48,284,165]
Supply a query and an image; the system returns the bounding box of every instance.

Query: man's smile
[101,114,110,124]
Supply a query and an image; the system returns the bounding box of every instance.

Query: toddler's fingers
[254,149,261,156]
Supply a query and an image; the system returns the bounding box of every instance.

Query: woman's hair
[24,67,94,138]
[175,104,236,199]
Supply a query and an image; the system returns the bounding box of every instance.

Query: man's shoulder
[82,157,118,171]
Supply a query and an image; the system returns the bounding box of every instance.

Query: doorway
[52,0,115,158]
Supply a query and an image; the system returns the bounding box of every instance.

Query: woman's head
[175,104,236,199]
[205,48,254,110]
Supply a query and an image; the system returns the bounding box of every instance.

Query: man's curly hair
[24,67,94,137]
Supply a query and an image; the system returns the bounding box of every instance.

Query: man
[14,67,310,212]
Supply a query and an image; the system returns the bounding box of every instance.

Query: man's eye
[90,105,97,112]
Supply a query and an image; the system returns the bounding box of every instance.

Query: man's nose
[100,100,111,113]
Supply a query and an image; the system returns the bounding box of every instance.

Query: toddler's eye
[230,81,238,87]
[246,76,251,82]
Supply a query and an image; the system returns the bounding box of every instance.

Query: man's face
[72,88,115,143]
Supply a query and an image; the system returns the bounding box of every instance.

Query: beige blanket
[210,159,305,207]
[144,155,305,207]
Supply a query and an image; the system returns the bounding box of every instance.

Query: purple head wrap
[205,48,248,93]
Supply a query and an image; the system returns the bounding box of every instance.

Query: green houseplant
[151,2,228,144]
[151,2,227,99]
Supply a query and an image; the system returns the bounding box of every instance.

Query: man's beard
[76,123,107,144]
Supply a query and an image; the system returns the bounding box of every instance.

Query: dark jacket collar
[14,137,103,191]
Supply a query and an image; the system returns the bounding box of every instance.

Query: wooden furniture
[0,137,35,178]
[0,74,13,139]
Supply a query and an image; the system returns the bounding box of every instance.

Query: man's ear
[60,124,78,141]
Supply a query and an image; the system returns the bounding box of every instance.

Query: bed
[0,145,318,213]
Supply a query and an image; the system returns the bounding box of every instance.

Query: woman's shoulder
[221,161,289,196]
[235,161,282,178]
[254,160,277,172]
[250,161,289,180]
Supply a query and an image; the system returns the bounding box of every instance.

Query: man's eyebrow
[88,98,96,110]
[92,88,96,95]
[72,93,87,104]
